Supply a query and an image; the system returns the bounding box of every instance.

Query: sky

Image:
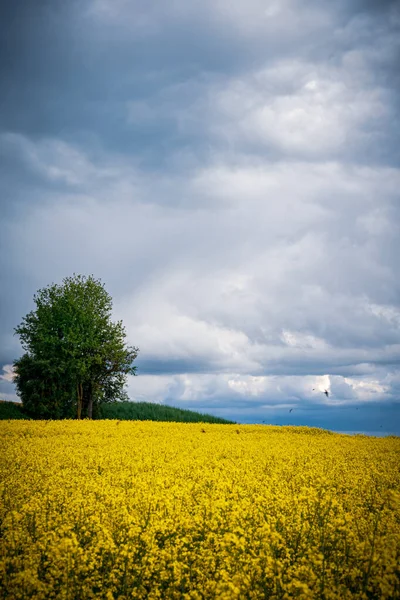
[1,0,399,433]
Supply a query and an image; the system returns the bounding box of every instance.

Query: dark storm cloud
[0,0,254,148]
[1,0,398,162]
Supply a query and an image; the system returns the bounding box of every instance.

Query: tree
[13,274,139,419]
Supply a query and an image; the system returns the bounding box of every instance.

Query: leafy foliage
[13,275,139,419]
[0,401,28,420]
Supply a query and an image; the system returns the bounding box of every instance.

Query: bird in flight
[324,390,329,397]
[289,408,293,413]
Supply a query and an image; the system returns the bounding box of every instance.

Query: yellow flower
[0,420,399,599]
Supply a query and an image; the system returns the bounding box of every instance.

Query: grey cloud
[2,147,399,381]
[1,0,398,163]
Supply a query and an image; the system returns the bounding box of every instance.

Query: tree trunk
[87,381,93,419]
[77,382,83,419]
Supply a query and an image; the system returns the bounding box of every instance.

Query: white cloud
[281,331,328,350]
[0,364,15,383]
[126,371,394,410]
[207,59,389,157]
[126,374,177,404]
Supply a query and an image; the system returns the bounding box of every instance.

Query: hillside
[0,400,234,424]
[98,401,235,423]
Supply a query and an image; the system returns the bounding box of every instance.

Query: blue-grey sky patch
[0,0,399,432]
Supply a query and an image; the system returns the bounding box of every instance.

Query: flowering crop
[1,421,399,599]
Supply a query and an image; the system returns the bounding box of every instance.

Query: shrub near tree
[13,275,139,419]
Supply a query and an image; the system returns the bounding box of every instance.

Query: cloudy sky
[1,0,399,433]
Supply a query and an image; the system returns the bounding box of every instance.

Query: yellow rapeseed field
[0,421,399,599]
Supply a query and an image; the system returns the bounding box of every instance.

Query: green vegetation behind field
[0,399,234,424]
[98,401,235,424]
[0,401,28,419]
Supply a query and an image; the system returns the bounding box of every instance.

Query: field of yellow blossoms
[1,421,399,599]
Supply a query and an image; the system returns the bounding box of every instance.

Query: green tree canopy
[14,274,139,419]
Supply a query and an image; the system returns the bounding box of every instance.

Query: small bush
[0,401,29,420]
